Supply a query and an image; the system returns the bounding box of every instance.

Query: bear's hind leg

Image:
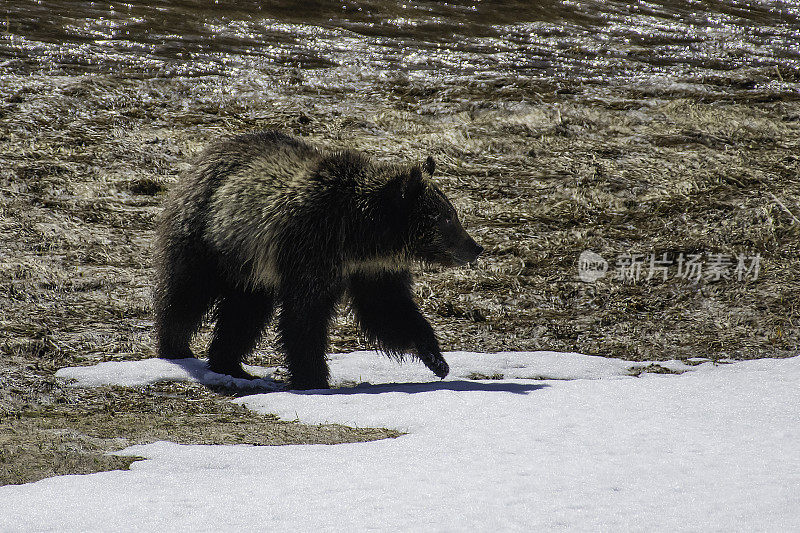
[278,287,341,390]
[207,289,275,379]
[155,260,217,360]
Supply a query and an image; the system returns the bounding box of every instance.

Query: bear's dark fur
[154,131,482,389]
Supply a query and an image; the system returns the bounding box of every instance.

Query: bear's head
[389,156,483,267]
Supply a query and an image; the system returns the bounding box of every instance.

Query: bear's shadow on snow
[169,358,282,392]
[168,359,547,396]
[293,380,548,396]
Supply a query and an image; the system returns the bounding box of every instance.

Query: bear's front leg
[278,285,341,390]
[348,270,449,379]
[415,340,450,379]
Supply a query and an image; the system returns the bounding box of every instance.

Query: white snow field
[3,351,799,532]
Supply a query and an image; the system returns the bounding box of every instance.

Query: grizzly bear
[153,131,482,390]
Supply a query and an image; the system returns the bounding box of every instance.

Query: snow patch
[55,357,280,390]
[5,353,797,532]
[55,350,697,390]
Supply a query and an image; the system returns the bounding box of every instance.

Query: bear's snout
[453,236,482,265]
[464,238,483,263]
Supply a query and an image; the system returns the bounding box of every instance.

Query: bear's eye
[442,216,452,225]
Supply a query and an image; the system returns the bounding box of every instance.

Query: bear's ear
[405,166,424,199]
[386,167,424,203]
[423,155,435,176]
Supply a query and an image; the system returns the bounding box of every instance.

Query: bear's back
[200,132,327,288]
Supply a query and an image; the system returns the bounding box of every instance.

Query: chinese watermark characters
[578,250,760,283]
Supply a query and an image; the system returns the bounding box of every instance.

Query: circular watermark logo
[578,250,608,282]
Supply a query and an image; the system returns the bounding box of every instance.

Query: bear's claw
[422,355,449,379]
